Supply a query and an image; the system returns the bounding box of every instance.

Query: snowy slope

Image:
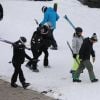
[0,0,100,100]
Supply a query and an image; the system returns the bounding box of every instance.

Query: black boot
[26,61,32,69]
[91,79,98,82]
[44,58,48,67]
[32,68,39,72]
[73,79,81,82]
[50,46,58,50]
[22,82,30,89]
[31,60,39,72]
[11,83,18,88]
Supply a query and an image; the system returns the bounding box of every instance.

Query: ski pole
[8,59,40,64]
[67,41,79,65]
[34,19,39,25]
[64,15,76,30]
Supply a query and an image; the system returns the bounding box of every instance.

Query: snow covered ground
[0,0,100,100]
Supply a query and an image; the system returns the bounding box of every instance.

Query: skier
[26,24,52,72]
[70,27,84,74]
[39,6,59,50]
[11,37,32,88]
[73,33,98,82]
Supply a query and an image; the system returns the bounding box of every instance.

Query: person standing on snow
[70,27,84,74]
[39,6,59,50]
[73,33,98,82]
[26,24,52,72]
[11,37,32,89]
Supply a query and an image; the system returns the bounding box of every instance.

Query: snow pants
[73,60,96,81]
[11,62,25,84]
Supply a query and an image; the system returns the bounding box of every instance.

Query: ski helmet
[75,27,83,33]
[20,36,27,43]
[42,6,47,13]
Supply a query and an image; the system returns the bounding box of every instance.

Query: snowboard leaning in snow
[53,3,58,12]
[64,14,75,29]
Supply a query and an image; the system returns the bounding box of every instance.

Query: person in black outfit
[26,24,51,72]
[11,37,32,89]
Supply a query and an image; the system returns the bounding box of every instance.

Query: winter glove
[73,54,77,59]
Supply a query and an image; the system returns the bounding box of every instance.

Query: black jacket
[12,40,31,64]
[31,30,51,50]
[79,38,95,60]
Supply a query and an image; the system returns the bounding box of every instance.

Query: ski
[64,15,75,29]
[0,38,30,50]
[9,59,40,64]
[53,3,57,12]
[0,38,13,44]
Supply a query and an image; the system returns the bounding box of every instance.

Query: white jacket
[72,33,83,54]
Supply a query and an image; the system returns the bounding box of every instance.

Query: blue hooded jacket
[40,7,59,29]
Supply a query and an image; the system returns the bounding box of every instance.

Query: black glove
[73,54,77,58]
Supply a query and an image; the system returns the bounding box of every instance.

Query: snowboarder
[70,27,84,74]
[26,24,52,72]
[39,6,59,50]
[11,37,32,88]
[73,33,98,82]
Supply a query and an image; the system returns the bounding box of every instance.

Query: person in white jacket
[70,27,84,74]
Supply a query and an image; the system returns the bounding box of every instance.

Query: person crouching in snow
[73,33,98,82]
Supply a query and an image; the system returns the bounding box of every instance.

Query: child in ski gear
[11,37,31,89]
[70,27,84,74]
[73,33,98,82]
[26,24,52,72]
[39,6,59,50]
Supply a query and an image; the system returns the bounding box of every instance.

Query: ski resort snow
[0,0,100,100]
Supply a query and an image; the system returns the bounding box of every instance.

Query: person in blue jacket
[39,6,59,50]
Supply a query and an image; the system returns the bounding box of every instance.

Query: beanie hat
[75,27,83,33]
[42,6,47,12]
[20,36,27,43]
[91,33,98,41]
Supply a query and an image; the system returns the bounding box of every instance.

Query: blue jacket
[40,7,59,29]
